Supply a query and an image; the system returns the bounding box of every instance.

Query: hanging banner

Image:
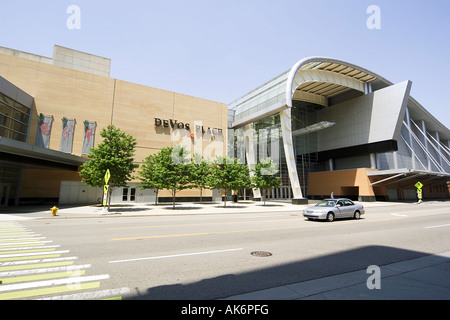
[36,114,53,148]
[60,117,76,153]
[82,120,97,155]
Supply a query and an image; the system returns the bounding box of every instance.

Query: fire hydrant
[50,206,59,216]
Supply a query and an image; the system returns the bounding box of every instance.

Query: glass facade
[0,91,30,142]
[291,101,326,196]
[229,101,329,198]
[0,90,31,205]
[230,71,289,122]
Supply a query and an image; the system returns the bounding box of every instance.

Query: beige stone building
[0,45,227,206]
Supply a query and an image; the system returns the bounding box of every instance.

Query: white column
[417,120,431,171]
[370,153,377,169]
[432,131,443,168]
[405,107,416,169]
[244,124,262,199]
[280,108,303,199]
[447,141,450,162]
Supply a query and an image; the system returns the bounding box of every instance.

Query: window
[343,200,354,206]
[0,92,30,142]
[130,188,136,201]
[122,188,128,201]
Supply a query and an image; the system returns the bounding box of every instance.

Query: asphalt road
[2,201,450,300]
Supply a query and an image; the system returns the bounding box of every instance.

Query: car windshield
[315,200,337,207]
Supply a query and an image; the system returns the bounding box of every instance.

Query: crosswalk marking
[0,234,40,238]
[1,270,87,284]
[0,248,57,255]
[0,256,78,267]
[0,241,53,247]
[0,274,110,292]
[0,264,90,277]
[0,222,129,300]
[0,245,61,252]
[38,287,131,300]
[0,261,75,272]
[0,250,69,259]
[0,282,102,300]
[0,254,64,262]
[0,238,45,243]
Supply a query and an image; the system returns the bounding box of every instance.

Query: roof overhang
[368,168,450,187]
[285,57,381,108]
[0,137,88,171]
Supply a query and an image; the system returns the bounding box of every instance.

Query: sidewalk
[224,251,450,300]
[0,200,304,220]
[0,199,406,220]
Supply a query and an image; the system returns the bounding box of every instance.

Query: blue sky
[1,0,449,128]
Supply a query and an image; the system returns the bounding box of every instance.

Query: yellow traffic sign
[417,189,423,200]
[415,181,423,189]
[105,169,111,184]
[103,185,109,206]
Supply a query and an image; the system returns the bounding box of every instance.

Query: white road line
[37,287,131,300]
[109,248,244,264]
[425,223,450,229]
[0,264,91,277]
[0,245,60,252]
[0,250,69,258]
[0,274,110,292]
[0,241,53,247]
[0,256,78,267]
[0,233,39,237]
[0,237,46,242]
[390,214,408,217]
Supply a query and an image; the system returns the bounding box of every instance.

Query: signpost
[415,181,423,203]
[101,169,111,214]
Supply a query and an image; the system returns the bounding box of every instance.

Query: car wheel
[326,212,334,222]
[354,211,361,220]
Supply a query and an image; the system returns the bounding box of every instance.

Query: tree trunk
[155,188,159,206]
[172,189,176,209]
[107,187,113,211]
[223,188,227,207]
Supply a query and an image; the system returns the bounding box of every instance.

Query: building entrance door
[0,184,11,207]
[122,187,137,202]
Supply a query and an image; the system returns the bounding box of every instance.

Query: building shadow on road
[124,245,450,300]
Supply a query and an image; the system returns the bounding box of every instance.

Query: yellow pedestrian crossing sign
[105,169,111,184]
[103,169,111,206]
[103,185,109,206]
[415,181,423,189]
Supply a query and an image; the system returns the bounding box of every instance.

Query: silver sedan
[303,198,365,222]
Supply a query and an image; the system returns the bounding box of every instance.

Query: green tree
[251,158,282,205]
[79,125,138,210]
[208,157,251,207]
[190,154,212,203]
[138,152,164,205]
[156,145,193,209]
